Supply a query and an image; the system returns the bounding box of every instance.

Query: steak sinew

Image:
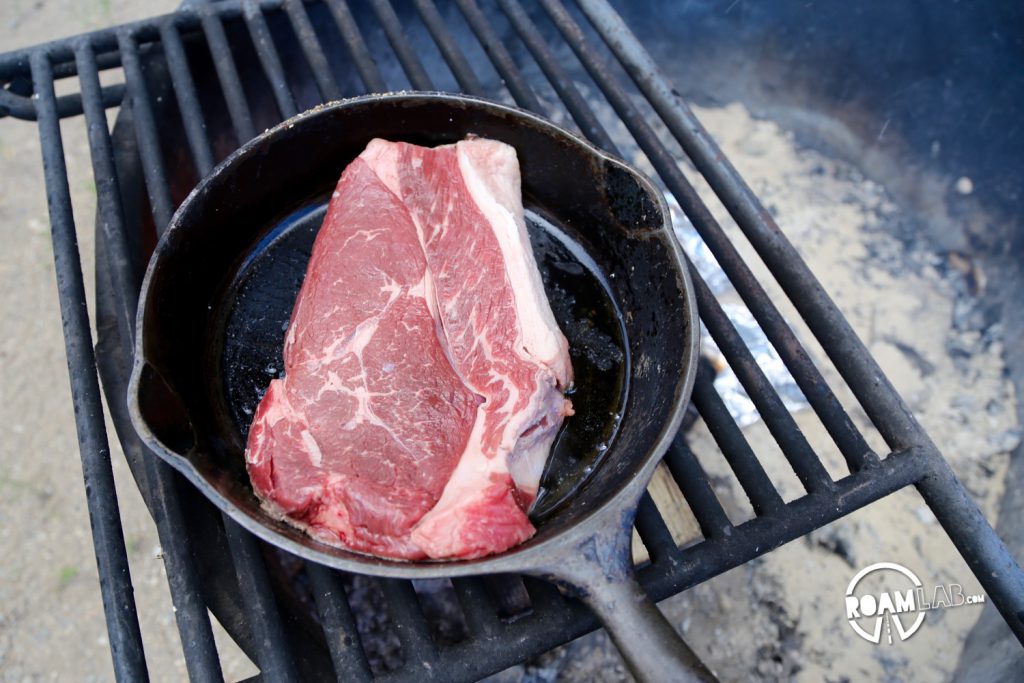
[245,138,573,560]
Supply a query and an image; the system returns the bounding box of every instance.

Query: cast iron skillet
[127,93,709,682]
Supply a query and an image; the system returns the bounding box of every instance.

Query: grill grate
[3,0,1023,680]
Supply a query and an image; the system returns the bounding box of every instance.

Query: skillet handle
[540,510,717,683]
[575,569,716,683]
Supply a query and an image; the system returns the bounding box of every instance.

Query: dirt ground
[1,2,255,681]
[1,2,1020,683]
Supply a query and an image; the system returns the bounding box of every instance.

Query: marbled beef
[245,138,572,560]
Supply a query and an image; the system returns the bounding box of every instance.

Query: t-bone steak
[245,137,573,560]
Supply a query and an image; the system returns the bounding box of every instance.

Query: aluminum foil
[575,92,811,427]
[664,195,809,425]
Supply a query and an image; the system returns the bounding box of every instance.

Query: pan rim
[127,91,700,578]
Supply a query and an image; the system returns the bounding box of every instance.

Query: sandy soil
[1,2,255,682]
[1,3,1019,683]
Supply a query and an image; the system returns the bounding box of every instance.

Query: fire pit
[1,0,1021,680]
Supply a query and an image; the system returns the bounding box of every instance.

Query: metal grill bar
[200,6,257,143]
[29,50,148,683]
[76,40,224,683]
[573,0,876,474]
[223,517,300,682]
[0,45,122,119]
[0,82,126,120]
[379,579,437,673]
[284,0,343,101]
[522,575,563,612]
[152,20,353,671]
[146,476,226,680]
[412,0,485,95]
[533,0,835,494]
[0,1,294,84]
[379,596,598,683]
[118,32,174,230]
[916,460,1024,643]
[369,0,433,91]
[0,44,124,116]
[496,0,613,148]
[640,448,929,598]
[324,0,387,92]
[541,1,859,475]
[572,0,908,452]
[690,375,785,516]
[307,564,374,681]
[663,438,732,540]
[482,575,531,620]
[49,47,120,76]
[493,0,831,501]
[243,1,300,119]
[75,42,138,337]
[691,272,834,493]
[634,492,681,563]
[160,21,219,174]
[452,0,542,112]
[452,578,502,637]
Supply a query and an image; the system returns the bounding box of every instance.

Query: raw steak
[245,138,573,560]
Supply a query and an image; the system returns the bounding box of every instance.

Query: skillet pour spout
[128,93,706,681]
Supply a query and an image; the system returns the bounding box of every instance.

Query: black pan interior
[135,94,693,569]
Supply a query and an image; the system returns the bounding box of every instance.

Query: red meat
[246,138,572,560]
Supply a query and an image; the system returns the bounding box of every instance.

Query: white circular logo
[845,562,926,644]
